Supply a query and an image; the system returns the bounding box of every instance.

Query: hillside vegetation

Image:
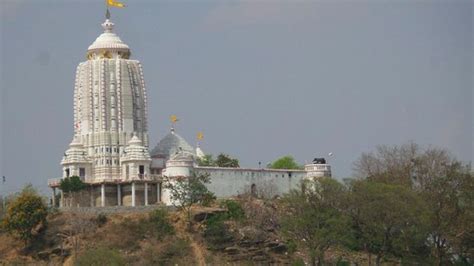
[0,143,472,265]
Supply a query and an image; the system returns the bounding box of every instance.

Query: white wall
[194,167,306,198]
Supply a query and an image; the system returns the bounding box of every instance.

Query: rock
[224,246,240,255]
[193,208,226,222]
[252,255,268,261]
[238,226,267,243]
[35,246,67,260]
[253,249,265,256]
[238,240,254,247]
[265,241,280,248]
[36,250,51,260]
[247,247,259,252]
[270,243,287,253]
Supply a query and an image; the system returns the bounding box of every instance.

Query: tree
[353,143,474,264]
[163,173,215,229]
[347,180,430,265]
[2,185,48,246]
[281,178,352,266]
[59,176,87,207]
[269,155,302,170]
[196,154,216,167]
[215,153,239,167]
[421,162,473,265]
[353,142,419,187]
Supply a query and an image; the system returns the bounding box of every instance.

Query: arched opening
[250,183,257,197]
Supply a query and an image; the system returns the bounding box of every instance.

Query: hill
[0,197,379,265]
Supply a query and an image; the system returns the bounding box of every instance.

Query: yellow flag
[197,132,204,141]
[107,0,125,8]
[170,115,178,123]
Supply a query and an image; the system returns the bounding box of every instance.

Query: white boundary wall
[194,167,307,198]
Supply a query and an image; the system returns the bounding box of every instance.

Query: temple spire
[106,8,111,20]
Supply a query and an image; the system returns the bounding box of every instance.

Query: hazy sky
[1,0,472,196]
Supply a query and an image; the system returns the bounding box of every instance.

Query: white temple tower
[61,16,150,182]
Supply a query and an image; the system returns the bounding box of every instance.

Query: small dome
[128,135,143,146]
[150,129,195,159]
[196,146,205,159]
[122,136,151,163]
[62,136,90,165]
[87,19,130,56]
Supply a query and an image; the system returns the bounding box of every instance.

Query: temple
[48,15,332,208]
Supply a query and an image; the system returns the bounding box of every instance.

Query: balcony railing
[48,174,162,187]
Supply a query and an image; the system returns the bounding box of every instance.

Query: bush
[286,239,298,254]
[220,200,245,221]
[203,215,233,249]
[147,209,175,237]
[104,209,174,251]
[105,218,142,251]
[158,238,190,263]
[291,258,305,266]
[201,193,216,207]
[142,237,191,266]
[94,213,107,227]
[75,247,125,266]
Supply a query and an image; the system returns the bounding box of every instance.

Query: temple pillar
[101,184,105,207]
[157,182,161,203]
[90,186,94,207]
[117,184,121,206]
[131,182,136,207]
[60,190,64,208]
[144,182,148,206]
[51,188,56,207]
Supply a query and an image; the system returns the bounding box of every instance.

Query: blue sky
[1,0,472,195]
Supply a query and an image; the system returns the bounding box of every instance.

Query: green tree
[163,173,215,229]
[60,176,87,207]
[269,155,302,169]
[60,175,86,193]
[347,180,430,266]
[281,178,352,266]
[353,143,474,264]
[196,154,216,167]
[215,153,240,167]
[421,162,474,265]
[2,185,48,246]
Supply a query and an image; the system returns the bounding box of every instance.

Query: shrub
[104,209,174,251]
[147,209,175,237]
[158,238,190,263]
[105,218,142,251]
[75,247,125,266]
[142,237,191,266]
[291,258,305,266]
[94,213,107,227]
[286,239,298,254]
[204,215,233,249]
[221,200,245,221]
[201,193,216,207]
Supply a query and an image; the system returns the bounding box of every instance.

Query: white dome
[196,146,205,159]
[150,129,195,158]
[87,19,130,54]
[122,136,151,163]
[61,136,90,165]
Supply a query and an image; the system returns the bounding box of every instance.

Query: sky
[0,0,472,196]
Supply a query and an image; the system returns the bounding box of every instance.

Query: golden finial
[197,131,204,141]
[170,115,178,124]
